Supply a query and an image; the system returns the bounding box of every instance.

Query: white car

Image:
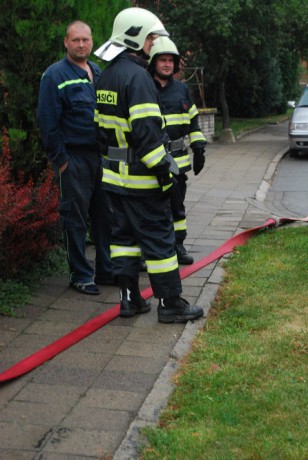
[288,84,308,158]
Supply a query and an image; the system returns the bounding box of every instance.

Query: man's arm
[37,73,68,169]
[185,88,207,175]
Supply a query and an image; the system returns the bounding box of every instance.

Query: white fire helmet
[94,7,169,62]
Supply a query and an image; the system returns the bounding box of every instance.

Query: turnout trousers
[170,173,188,245]
[107,192,182,299]
[58,149,112,284]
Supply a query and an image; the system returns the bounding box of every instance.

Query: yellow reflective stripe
[120,162,127,175]
[58,78,90,89]
[174,219,187,232]
[117,130,128,147]
[94,110,130,148]
[94,111,129,131]
[189,104,199,118]
[102,167,160,190]
[146,255,178,274]
[190,131,207,143]
[174,153,191,168]
[142,144,166,168]
[110,245,141,258]
[164,113,190,126]
[129,103,162,123]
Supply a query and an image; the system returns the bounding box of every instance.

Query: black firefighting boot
[157,296,203,323]
[175,243,194,265]
[118,276,151,318]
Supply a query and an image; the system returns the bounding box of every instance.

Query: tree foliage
[141,0,308,125]
[0,0,130,180]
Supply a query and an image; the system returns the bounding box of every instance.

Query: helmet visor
[94,40,126,61]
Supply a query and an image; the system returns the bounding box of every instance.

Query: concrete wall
[198,108,217,143]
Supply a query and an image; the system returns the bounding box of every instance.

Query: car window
[298,87,308,107]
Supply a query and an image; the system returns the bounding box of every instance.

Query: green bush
[0,128,61,281]
[226,48,285,118]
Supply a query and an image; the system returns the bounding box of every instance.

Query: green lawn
[141,226,308,460]
[215,111,292,140]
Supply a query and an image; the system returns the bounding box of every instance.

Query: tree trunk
[218,80,230,129]
[218,79,236,143]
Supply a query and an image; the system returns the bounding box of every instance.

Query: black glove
[156,171,174,200]
[193,147,206,175]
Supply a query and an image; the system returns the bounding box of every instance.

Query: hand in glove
[156,171,175,200]
[193,147,206,175]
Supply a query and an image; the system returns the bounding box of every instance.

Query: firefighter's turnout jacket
[154,76,207,174]
[154,76,207,244]
[95,52,171,197]
[94,52,182,298]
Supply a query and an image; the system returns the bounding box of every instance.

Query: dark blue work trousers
[58,149,112,284]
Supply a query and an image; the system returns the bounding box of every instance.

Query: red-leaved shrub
[0,128,60,280]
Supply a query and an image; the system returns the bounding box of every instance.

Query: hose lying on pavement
[1,215,307,384]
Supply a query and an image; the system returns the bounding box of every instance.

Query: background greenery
[141,0,308,128]
[0,0,130,180]
[1,1,307,180]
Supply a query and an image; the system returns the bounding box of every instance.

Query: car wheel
[289,149,299,158]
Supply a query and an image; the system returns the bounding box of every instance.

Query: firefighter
[94,7,204,323]
[148,37,207,265]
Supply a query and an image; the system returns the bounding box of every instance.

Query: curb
[113,268,223,460]
[255,147,289,202]
[235,118,290,141]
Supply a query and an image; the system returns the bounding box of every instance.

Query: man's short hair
[66,20,91,37]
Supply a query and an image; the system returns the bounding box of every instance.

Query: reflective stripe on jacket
[95,52,170,196]
[38,57,101,168]
[155,77,207,174]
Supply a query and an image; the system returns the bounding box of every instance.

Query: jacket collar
[115,51,148,69]
[64,56,100,83]
[153,75,174,90]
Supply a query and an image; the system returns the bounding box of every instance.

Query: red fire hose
[1,215,307,384]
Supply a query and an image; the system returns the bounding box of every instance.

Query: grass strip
[0,245,68,316]
[214,111,292,139]
[141,226,308,460]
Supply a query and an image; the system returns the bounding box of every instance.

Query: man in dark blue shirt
[38,20,112,295]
